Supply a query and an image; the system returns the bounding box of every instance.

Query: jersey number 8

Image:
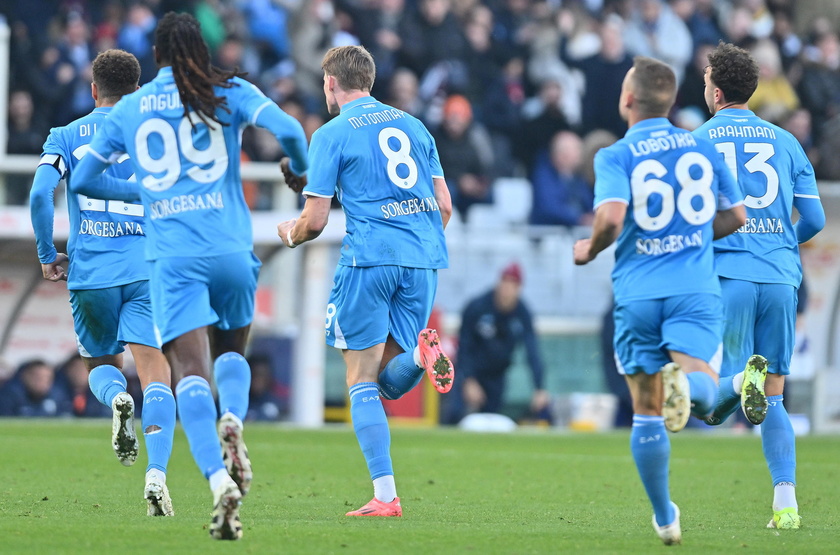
[631,151,716,231]
[378,127,418,189]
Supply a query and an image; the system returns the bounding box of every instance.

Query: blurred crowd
[4,0,840,220]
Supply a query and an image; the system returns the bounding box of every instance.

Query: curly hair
[707,42,759,104]
[154,12,246,128]
[92,49,141,100]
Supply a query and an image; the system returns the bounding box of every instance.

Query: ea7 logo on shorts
[363,396,380,402]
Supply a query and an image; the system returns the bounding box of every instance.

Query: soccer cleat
[661,363,690,433]
[741,354,769,425]
[652,502,682,545]
[111,392,138,466]
[767,507,801,530]
[209,476,243,540]
[144,473,174,517]
[218,412,252,496]
[345,496,402,517]
[418,328,454,394]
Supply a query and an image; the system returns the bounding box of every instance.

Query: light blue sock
[349,382,393,480]
[707,375,740,425]
[378,351,423,400]
[213,352,251,421]
[88,365,127,407]
[762,395,796,486]
[686,372,717,418]
[142,382,176,474]
[175,376,225,479]
[630,415,675,527]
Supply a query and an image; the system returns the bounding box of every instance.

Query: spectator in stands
[528,131,593,227]
[55,354,112,418]
[781,108,820,172]
[622,0,692,84]
[117,2,157,84]
[677,43,716,115]
[239,0,292,71]
[749,39,799,123]
[443,263,550,424]
[246,355,288,421]
[432,94,495,221]
[6,90,46,205]
[580,129,619,188]
[56,11,95,123]
[798,30,840,142]
[348,0,406,99]
[398,0,469,78]
[385,67,425,117]
[517,77,573,170]
[671,0,726,49]
[0,359,68,417]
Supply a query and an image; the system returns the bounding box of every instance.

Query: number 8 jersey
[303,97,448,269]
[86,67,280,260]
[593,117,743,303]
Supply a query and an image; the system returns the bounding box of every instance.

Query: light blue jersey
[303,97,448,269]
[32,108,146,290]
[693,108,820,287]
[594,118,743,304]
[85,67,306,260]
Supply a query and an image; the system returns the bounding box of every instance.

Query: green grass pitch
[0,420,837,553]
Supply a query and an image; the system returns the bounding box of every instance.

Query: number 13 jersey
[303,97,448,269]
[593,117,744,303]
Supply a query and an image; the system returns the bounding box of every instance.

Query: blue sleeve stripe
[794,193,820,199]
[250,100,272,125]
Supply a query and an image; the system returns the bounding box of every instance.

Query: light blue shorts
[613,293,723,375]
[70,280,156,357]
[325,265,437,352]
[720,277,796,377]
[149,251,261,346]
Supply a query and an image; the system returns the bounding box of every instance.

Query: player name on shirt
[79,219,145,237]
[347,106,405,129]
[737,217,784,234]
[149,192,224,220]
[139,90,183,114]
[635,230,703,256]
[627,131,697,157]
[705,123,776,140]
[380,196,440,220]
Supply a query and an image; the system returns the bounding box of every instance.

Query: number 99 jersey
[593,117,743,304]
[303,97,448,269]
[87,67,275,260]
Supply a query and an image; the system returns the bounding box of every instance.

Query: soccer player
[694,42,825,530]
[29,49,176,517]
[70,13,309,540]
[276,45,454,517]
[573,56,746,545]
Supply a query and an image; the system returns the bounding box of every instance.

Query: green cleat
[741,355,769,425]
[767,507,800,530]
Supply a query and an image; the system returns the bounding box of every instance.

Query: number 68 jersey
[87,67,277,261]
[303,97,448,270]
[593,117,743,304]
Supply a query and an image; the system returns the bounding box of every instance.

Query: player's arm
[793,196,825,243]
[712,204,746,239]
[29,158,67,281]
[574,201,625,265]
[711,150,747,239]
[277,195,331,248]
[254,102,309,178]
[433,177,452,229]
[71,153,141,202]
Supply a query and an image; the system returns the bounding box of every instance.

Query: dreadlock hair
[154,12,246,128]
[92,49,140,101]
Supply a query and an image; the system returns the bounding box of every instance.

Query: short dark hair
[707,42,759,104]
[630,56,676,117]
[322,45,376,92]
[92,49,141,101]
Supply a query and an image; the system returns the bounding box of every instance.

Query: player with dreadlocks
[72,12,309,540]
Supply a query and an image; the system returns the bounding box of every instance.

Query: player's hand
[530,389,551,413]
[573,238,594,265]
[280,158,307,193]
[277,219,297,248]
[41,253,69,281]
[463,377,486,411]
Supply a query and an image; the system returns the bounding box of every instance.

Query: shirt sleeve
[424,124,444,179]
[593,147,631,209]
[302,128,339,198]
[30,161,63,264]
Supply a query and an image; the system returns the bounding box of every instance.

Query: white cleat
[661,363,690,433]
[111,392,138,466]
[218,412,252,496]
[653,502,682,546]
[209,476,243,540]
[145,472,174,517]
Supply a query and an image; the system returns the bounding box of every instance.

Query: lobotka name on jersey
[635,230,704,256]
[628,132,697,157]
[736,217,784,234]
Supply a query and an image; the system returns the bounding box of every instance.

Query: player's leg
[662,293,724,423]
[755,283,799,529]
[327,266,401,516]
[206,251,261,497]
[119,279,176,516]
[614,300,680,545]
[152,257,242,539]
[71,288,138,466]
[706,278,759,425]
